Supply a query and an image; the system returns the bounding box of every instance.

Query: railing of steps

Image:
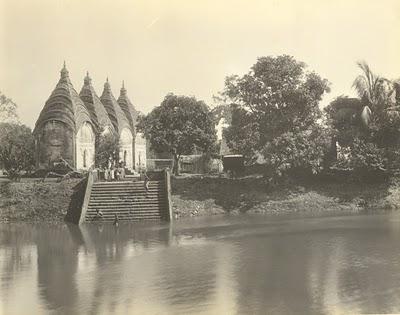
[78,170,96,224]
[164,168,173,222]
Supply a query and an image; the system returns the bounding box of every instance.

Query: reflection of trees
[0,225,35,294]
[36,224,81,313]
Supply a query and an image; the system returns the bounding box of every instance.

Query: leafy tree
[352,61,390,112]
[95,129,119,168]
[211,103,232,125]
[0,123,35,179]
[0,91,19,124]
[352,62,400,147]
[325,96,365,146]
[223,104,260,159]
[139,94,217,175]
[334,138,386,180]
[262,125,331,177]
[219,55,330,176]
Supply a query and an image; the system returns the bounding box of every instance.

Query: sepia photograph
[1,0,400,314]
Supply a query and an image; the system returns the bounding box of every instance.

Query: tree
[219,55,330,176]
[325,96,365,146]
[262,124,331,177]
[139,94,217,175]
[352,62,400,148]
[95,129,119,168]
[0,123,35,179]
[352,61,390,112]
[333,138,386,181]
[0,91,19,124]
[223,104,260,159]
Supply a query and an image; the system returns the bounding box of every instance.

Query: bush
[262,126,330,179]
[334,138,387,181]
[0,123,35,180]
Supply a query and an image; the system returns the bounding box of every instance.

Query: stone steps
[84,179,169,222]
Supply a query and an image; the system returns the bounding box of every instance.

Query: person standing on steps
[143,170,150,198]
[113,213,119,227]
[94,209,103,221]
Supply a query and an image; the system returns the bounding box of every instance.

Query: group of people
[100,160,126,181]
[94,210,119,227]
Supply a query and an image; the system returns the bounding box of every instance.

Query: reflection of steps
[85,181,169,222]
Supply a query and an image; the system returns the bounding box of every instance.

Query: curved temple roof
[79,72,115,134]
[117,82,139,134]
[117,81,138,133]
[100,79,132,135]
[34,63,92,134]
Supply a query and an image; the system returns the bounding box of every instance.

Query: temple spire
[84,71,92,85]
[104,77,111,91]
[120,80,127,95]
[60,61,69,80]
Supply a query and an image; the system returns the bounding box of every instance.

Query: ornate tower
[33,63,95,170]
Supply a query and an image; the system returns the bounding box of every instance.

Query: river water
[1,214,400,314]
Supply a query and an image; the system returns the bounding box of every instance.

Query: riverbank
[171,175,400,218]
[0,175,399,222]
[0,179,82,223]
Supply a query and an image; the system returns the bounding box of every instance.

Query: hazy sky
[1,0,400,128]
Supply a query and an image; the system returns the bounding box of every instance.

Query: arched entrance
[119,128,133,169]
[76,122,95,170]
[135,132,147,171]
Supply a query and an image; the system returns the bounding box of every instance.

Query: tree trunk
[172,154,180,176]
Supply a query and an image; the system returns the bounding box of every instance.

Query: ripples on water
[1,214,400,314]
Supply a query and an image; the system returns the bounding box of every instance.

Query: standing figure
[143,170,150,198]
[94,209,103,221]
[113,213,119,227]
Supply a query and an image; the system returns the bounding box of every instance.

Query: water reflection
[36,225,80,313]
[1,214,400,314]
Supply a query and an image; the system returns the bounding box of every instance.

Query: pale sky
[1,0,400,128]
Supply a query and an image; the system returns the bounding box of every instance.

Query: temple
[33,63,146,171]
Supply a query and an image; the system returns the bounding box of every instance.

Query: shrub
[262,125,330,179]
[334,138,386,181]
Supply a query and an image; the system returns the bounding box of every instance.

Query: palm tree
[353,61,393,106]
[352,61,394,126]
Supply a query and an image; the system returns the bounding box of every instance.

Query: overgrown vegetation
[216,55,331,178]
[0,179,81,222]
[325,62,400,179]
[95,129,120,168]
[210,56,400,183]
[138,93,217,175]
[0,123,35,180]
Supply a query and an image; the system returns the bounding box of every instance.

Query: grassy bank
[171,175,400,218]
[0,175,399,222]
[0,179,82,223]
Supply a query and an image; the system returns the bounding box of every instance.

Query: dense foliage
[0,91,19,124]
[325,96,365,146]
[326,62,400,177]
[334,138,386,180]
[262,125,331,177]
[0,123,35,179]
[95,129,120,168]
[219,55,330,177]
[139,94,217,175]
